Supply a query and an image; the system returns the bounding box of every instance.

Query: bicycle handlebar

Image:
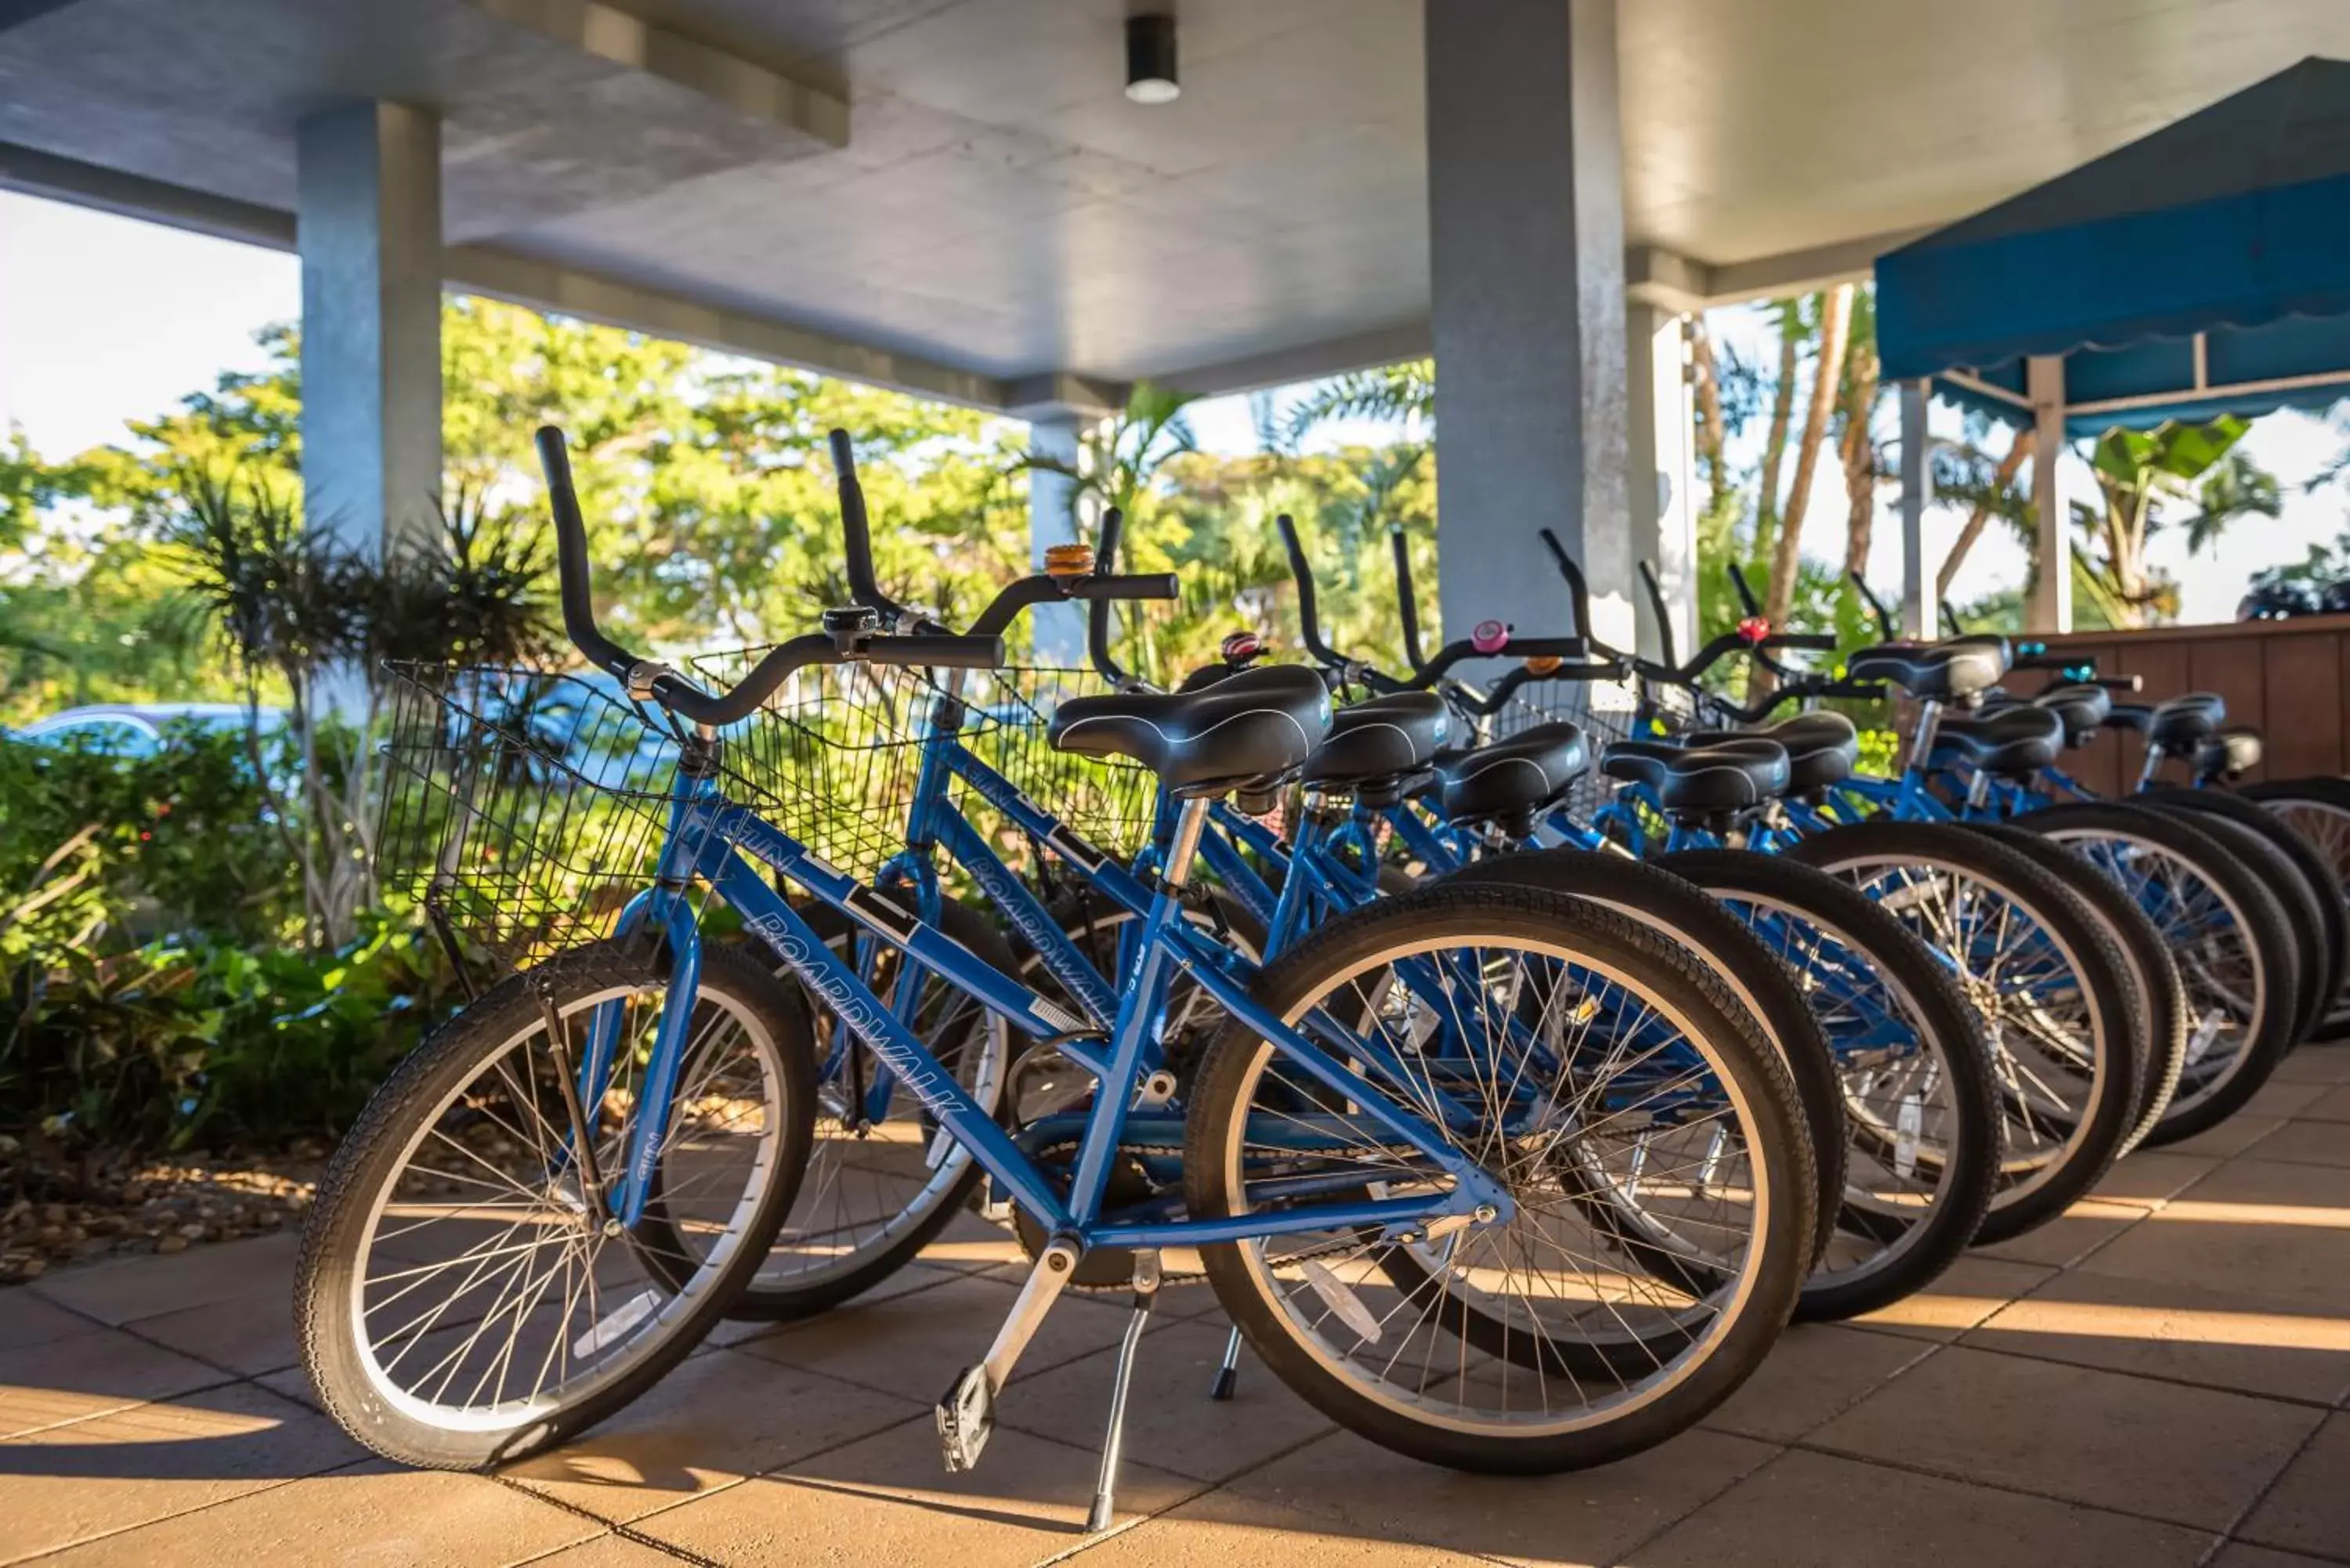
[830,426,1175,639]
[537,426,1000,728]
[1849,571,1899,641]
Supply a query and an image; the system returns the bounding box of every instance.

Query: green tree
[2073,419,2281,627]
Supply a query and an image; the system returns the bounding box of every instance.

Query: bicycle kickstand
[1209,1324,1241,1400]
[1087,1249,1161,1534]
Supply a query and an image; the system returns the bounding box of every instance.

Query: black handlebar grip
[1728,561,1763,617]
[830,428,892,614]
[1276,514,1343,666]
[534,426,634,677]
[1391,526,1428,671]
[867,634,1004,670]
[1087,508,1134,687]
[1535,528,1597,645]
[1068,573,1179,601]
[1766,634,1840,652]
[1637,559,1677,669]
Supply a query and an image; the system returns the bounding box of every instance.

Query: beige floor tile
[2209,1545,2348,1568]
[131,1289,299,1378]
[2078,1159,2350,1312]
[2158,1115,2283,1162]
[738,1270,1142,1402]
[1809,1345,2323,1530]
[251,1367,316,1412]
[31,1234,299,1328]
[1965,1270,2350,1404]
[995,1318,1333,1483]
[501,1349,924,1523]
[33,1461,599,1566]
[515,1541,686,1568]
[2271,1048,2350,1086]
[701,1259,966,1350]
[2257,1082,2336,1121]
[1222,1425,1777,1566]
[1970,1199,2145,1269]
[630,1418,1196,1567]
[515,1537,693,1566]
[911,1210,1029,1273]
[2245,1119,2350,1170]
[0,1381,365,1561]
[2238,1412,2350,1559]
[1071,1490,1495,1566]
[1700,1324,1936,1444]
[1846,1255,2058,1342]
[2097,1151,2222,1205]
[0,1330,226,1439]
[1633,1448,2212,1568]
[0,1289,100,1355]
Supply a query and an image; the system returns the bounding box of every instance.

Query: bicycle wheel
[1974,818,2187,1153]
[730,898,1014,1320]
[1659,849,2001,1322]
[296,940,814,1468]
[1781,820,2140,1244]
[2240,776,2350,1039]
[2141,786,2340,1045]
[1187,882,1814,1472]
[2012,803,2296,1145]
[1435,850,1846,1268]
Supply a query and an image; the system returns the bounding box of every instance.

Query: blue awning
[1876,56,2350,426]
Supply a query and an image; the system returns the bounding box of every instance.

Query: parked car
[9,703,287,756]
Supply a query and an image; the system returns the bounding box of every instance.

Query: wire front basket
[689,653,1162,880]
[376,663,684,974]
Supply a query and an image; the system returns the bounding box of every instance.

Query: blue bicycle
[298,427,1820,1497]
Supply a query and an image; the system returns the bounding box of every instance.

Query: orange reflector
[1525,655,1562,675]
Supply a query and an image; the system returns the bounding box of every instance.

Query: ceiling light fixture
[1125,14,1179,105]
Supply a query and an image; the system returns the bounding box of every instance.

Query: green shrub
[1,916,464,1151]
[0,724,299,952]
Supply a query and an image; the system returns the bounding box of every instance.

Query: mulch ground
[0,1134,321,1284]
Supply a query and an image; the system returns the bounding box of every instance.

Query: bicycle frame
[586,761,1515,1251]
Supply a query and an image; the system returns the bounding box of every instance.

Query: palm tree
[1283,361,1434,444]
[2072,419,2281,626]
[1019,380,1202,522]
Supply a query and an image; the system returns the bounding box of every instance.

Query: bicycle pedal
[935,1364,995,1472]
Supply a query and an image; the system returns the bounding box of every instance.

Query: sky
[5,188,2347,625]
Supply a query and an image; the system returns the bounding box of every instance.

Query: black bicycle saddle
[1602,736,1792,815]
[1302,691,1452,789]
[1847,636,2011,701]
[1048,663,1331,795]
[1682,711,1858,796]
[1928,703,2063,776]
[1435,721,1590,826]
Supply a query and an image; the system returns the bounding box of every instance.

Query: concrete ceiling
[5,0,2349,403]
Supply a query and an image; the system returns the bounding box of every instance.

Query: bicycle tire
[1658,847,2001,1321]
[1434,849,1846,1268]
[296,941,814,1468]
[1780,819,2140,1245]
[1186,881,1813,1473]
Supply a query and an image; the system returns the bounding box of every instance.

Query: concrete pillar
[1898,380,1936,639]
[297,102,442,555]
[1625,304,1696,661]
[1026,410,1089,666]
[1424,0,1632,656]
[2026,356,2073,633]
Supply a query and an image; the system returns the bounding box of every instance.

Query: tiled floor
[7,1048,2350,1566]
